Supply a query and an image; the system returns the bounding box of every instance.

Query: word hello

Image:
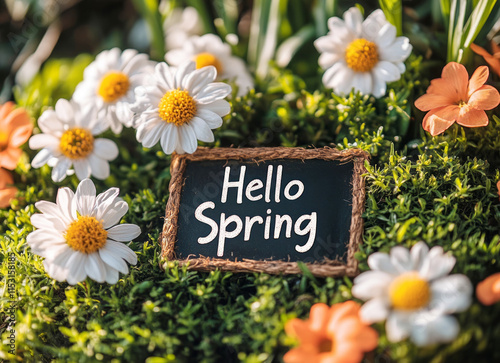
[195,165,317,256]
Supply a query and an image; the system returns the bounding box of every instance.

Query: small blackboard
[161,147,368,277]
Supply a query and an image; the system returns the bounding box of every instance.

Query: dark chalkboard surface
[161,147,368,277]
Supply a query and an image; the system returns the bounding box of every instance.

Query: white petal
[94,188,120,219]
[31,148,55,168]
[30,214,66,232]
[51,157,72,182]
[429,274,472,313]
[107,224,141,242]
[390,246,414,273]
[196,108,223,128]
[189,116,214,142]
[419,246,456,280]
[99,246,130,274]
[75,178,97,216]
[352,270,394,300]
[103,263,120,284]
[140,121,166,148]
[178,124,198,154]
[103,240,138,265]
[85,253,107,283]
[373,61,401,82]
[174,61,196,88]
[73,159,92,181]
[65,252,88,285]
[183,66,217,95]
[42,247,74,282]
[160,124,178,155]
[87,154,110,180]
[34,200,68,223]
[102,201,129,229]
[351,72,372,95]
[410,312,459,347]
[344,7,363,35]
[367,252,398,274]
[386,311,412,342]
[200,99,230,117]
[376,23,397,48]
[410,242,429,272]
[27,229,66,254]
[38,109,64,135]
[194,83,232,104]
[54,99,75,125]
[29,134,59,150]
[359,298,390,324]
[93,139,119,161]
[56,187,75,224]
[378,37,412,63]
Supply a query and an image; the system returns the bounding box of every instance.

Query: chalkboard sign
[161,147,368,277]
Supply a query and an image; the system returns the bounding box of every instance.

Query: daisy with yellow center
[352,242,472,346]
[314,7,412,97]
[165,34,253,97]
[29,99,119,182]
[72,48,155,133]
[131,61,231,154]
[27,178,141,284]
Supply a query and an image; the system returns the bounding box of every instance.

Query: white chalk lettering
[274,214,292,239]
[218,213,243,256]
[195,202,218,244]
[245,179,263,201]
[294,213,317,253]
[244,216,264,241]
[221,166,246,204]
[284,180,304,200]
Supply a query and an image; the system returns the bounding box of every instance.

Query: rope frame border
[160,147,368,278]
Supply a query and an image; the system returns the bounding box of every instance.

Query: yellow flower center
[98,71,130,103]
[158,89,197,126]
[389,272,431,311]
[65,216,108,254]
[194,52,223,74]
[345,38,379,72]
[59,128,94,159]
[318,338,333,353]
[0,131,8,152]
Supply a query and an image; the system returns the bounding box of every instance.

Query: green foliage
[2,26,500,363]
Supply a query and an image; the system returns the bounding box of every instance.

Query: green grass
[1,55,500,363]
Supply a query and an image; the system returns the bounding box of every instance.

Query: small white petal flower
[132,61,231,154]
[163,6,203,51]
[27,179,141,285]
[72,48,156,133]
[29,99,119,182]
[314,7,412,97]
[352,242,472,346]
[165,34,253,97]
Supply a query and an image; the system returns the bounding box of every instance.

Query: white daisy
[131,61,231,154]
[27,178,140,285]
[163,6,203,51]
[165,34,253,97]
[29,99,119,182]
[72,48,156,133]
[314,7,412,97]
[352,242,472,346]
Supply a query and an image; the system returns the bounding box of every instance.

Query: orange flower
[414,62,500,136]
[0,168,17,208]
[498,181,500,200]
[471,41,500,78]
[284,301,378,363]
[0,102,33,170]
[476,273,500,306]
